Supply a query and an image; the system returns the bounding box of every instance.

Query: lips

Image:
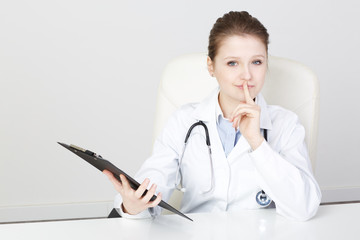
[235,85,255,89]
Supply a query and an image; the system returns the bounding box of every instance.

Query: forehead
[216,35,267,59]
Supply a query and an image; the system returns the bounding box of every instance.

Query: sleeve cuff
[248,139,274,167]
[115,203,152,219]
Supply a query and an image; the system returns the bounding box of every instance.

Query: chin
[232,95,246,103]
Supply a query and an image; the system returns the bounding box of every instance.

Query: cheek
[215,69,229,85]
[216,68,237,82]
[251,66,266,93]
[251,66,266,82]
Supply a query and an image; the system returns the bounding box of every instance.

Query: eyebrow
[224,55,266,59]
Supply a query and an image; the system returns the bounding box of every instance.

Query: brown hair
[208,11,269,60]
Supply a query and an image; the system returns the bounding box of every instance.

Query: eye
[227,61,238,66]
[252,60,262,65]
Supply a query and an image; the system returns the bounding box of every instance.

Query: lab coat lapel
[207,120,228,168]
[227,135,251,162]
[191,88,219,123]
[256,93,273,131]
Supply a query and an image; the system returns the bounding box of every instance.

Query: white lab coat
[115,88,321,221]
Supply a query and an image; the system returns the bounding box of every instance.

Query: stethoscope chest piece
[256,190,272,207]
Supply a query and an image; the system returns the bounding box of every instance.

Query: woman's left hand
[230,82,264,150]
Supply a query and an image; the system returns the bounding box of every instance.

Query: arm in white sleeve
[112,111,183,219]
[249,114,322,221]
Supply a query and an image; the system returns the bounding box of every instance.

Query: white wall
[1,0,359,222]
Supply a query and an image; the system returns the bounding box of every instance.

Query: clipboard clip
[70,144,103,158]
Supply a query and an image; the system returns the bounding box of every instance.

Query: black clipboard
[58,142,193,221]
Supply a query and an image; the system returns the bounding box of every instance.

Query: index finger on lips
[243,82,254,105]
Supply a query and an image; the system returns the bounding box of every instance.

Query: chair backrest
[153,53,319,171]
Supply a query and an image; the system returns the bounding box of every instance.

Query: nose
[240,64,251,81]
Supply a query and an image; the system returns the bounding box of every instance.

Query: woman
[104,11,321,221]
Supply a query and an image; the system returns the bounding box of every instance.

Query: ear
[207,56,214,77]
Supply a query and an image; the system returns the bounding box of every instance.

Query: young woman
[104,11,321,221]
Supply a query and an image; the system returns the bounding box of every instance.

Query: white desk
[0,203,358,240]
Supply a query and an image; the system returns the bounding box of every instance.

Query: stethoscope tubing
[176,121,214,193]
[175,121,272,207]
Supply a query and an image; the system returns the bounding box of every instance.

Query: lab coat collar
[215,93,224,124]
[192,87,273,130]
[191,87,219,122]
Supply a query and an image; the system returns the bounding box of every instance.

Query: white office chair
[153,53,319,212]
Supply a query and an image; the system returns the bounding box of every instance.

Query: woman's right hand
[103,169,162,215]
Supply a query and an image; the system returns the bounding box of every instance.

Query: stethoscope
[175,120,272,207]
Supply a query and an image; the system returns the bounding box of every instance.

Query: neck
[218,92,242,119]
